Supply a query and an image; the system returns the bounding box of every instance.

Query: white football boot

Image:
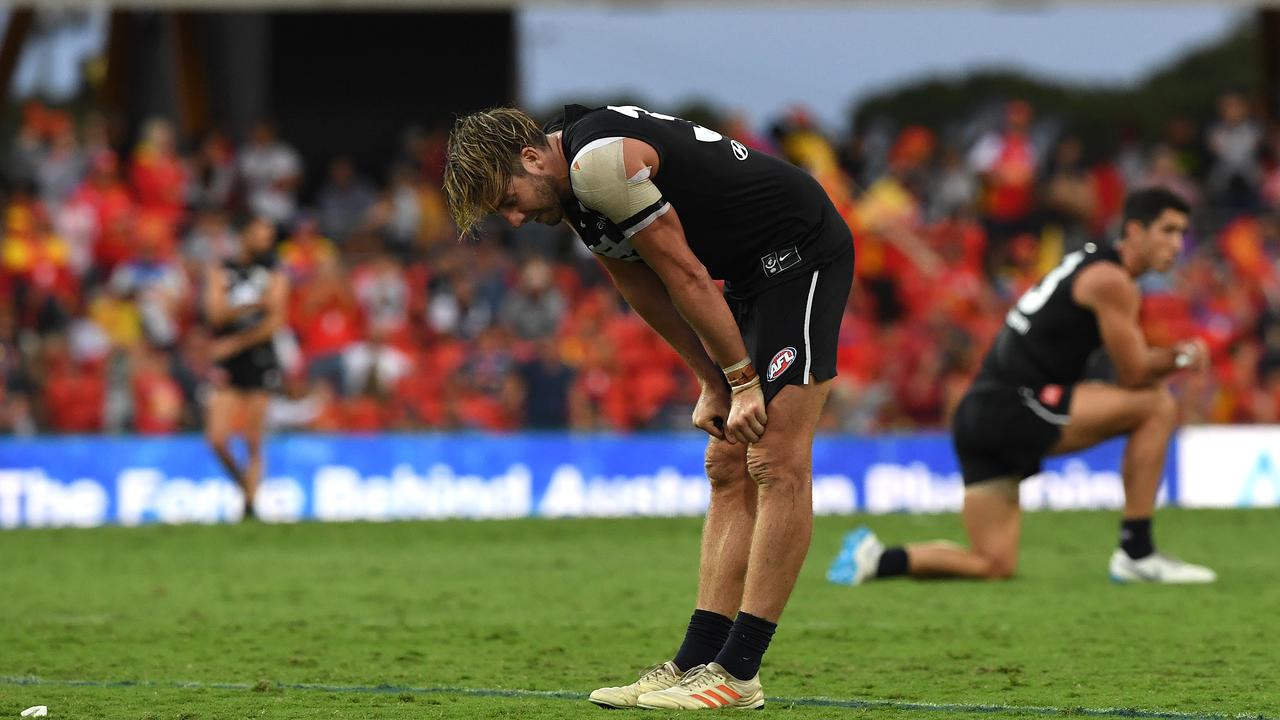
[1108,549,1217,584]
[589,661,683,708]
[636,662,765,710]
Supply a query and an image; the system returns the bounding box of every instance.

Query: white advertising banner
[1178,426,1280,508]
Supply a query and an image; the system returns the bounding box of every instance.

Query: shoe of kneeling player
[1108,549,1217,584]
[588,660,682,709]
[636,662,765,710]
[826,526,884,586]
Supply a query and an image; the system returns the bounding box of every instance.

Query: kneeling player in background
[830,187,1216,585]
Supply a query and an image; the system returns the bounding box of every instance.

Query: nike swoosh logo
[778,252,794,262]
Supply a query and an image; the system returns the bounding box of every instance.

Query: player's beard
[532,175,564,225]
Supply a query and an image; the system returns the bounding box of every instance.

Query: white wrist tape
[731,376,761,395]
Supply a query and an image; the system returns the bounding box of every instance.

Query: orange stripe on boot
[717,684,743,700]
[704,689,729,705]
[691,693,718,708]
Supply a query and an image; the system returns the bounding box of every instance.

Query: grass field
[1,509,1275,719]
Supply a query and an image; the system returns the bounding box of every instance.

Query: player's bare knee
[745,446,804,491]
[705,442,746,492]
[1126,386,1178,434]
[983,555,1018,580]
[1149,386,1179,425]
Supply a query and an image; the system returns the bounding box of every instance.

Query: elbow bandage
[570,137,670,238]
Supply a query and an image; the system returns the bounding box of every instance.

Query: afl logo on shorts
[731,140,749,160]
[767,347,797,382]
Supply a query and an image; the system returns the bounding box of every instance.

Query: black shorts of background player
[832,187,1216,587]
[445,105,856,709]
[203,216,289,521]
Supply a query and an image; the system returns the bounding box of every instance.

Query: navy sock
[876,547,909,578]
[672,609,733,672]
[1121,518,1154,559]
[713,612,777,681]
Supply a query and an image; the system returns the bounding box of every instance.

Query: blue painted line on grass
[0,675,1268,719]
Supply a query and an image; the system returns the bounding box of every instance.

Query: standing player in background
[204,217,288,521]
[446,105,855,710]
[830,187,1217,586]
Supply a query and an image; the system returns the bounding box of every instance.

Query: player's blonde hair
[444,107,547,238]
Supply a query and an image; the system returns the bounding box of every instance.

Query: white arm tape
[570,137,670,238]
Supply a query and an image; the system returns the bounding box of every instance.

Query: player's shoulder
[1078,241,1127,278]
[559,108,655,189]
[553,105,662,151]
[1073,247,1135,308]
[548,105,615,138]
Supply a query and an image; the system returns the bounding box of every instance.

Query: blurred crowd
[3,92,1280,436]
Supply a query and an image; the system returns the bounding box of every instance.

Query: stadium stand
[3,92,1280,435]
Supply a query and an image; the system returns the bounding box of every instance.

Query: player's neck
[1113,240,1147,277]
[545,132,572,197]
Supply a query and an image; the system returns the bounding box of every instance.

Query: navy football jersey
[547,105,850,299]
[215,253,278,340]
[979,241,1123,387]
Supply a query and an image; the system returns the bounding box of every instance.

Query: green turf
[1,509,1276,718]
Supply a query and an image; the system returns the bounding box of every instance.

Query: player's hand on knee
[692,382,731,440]
[727,382,767,444]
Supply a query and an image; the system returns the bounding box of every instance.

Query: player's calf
[831,482,1022,583]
